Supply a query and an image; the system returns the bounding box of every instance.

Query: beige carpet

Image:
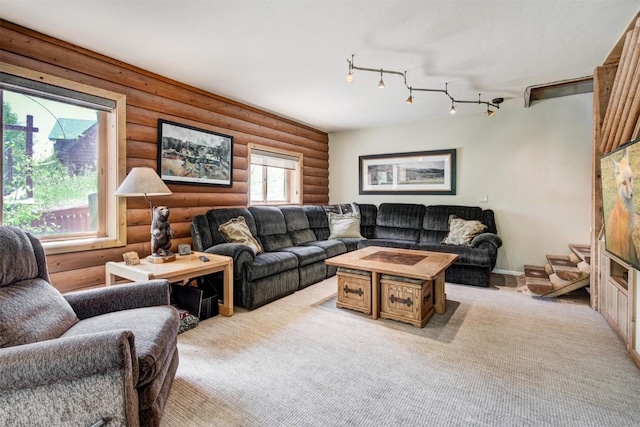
[160,275,640,426]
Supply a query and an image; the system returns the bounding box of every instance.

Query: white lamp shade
[115,167,172,197]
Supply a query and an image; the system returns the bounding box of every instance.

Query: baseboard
[492,269,523,276]
[631,348,640,370]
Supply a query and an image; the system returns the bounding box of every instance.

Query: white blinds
[250,149,299,170]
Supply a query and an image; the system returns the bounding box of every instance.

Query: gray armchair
[0,226,180,427]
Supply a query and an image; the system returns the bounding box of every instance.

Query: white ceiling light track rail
[346,54,504,117]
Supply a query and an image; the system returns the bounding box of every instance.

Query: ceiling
[1,1,639,133]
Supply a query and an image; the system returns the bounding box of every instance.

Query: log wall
[591,13,640,308]
[0,20,329,292]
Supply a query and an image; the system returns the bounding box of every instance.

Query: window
[249,144,302,205]
[1,63,126,254]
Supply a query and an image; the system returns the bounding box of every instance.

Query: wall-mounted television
[601,138,640,269]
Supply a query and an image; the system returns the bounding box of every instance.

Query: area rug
[160,276,640,427]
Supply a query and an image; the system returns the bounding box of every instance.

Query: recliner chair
[0,226,180,427]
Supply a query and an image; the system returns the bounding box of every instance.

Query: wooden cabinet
[599,245,635,349]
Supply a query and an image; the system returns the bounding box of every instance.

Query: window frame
[248,143,303,206]
[0,62,127,254]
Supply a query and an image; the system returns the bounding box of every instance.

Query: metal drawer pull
[389,294,413,307]
[344,285,364,296]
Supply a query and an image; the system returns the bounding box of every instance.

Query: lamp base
[147,253,177,264]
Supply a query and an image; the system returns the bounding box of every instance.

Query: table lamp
[115,167,175,262]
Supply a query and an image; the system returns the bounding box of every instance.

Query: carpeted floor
[160,275,640,427]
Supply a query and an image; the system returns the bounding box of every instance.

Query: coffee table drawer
[380,275,434,328]
[336,269,372,315]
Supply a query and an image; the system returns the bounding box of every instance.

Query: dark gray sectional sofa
[191,203,502,310]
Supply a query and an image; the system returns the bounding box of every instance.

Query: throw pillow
[218,216,264,255]
[442,215,488,246]
[328,213,364,240]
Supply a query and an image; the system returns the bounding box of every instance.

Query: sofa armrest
[470,233,503,250]
[0,330,139,426]
[204,243,255,280]
[64,279,170,320]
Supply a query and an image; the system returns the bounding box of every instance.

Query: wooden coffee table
[105,251,234,316]
[326,246,458,320]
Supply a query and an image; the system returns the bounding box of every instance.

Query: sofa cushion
[0,278,79,348]
[302,239,347,258]
[280,206,316,245]
[249,206,294,251]
[421,205,497,243]
[245,251,299,282]
[442,215,488,246]
[374,203,425,242]
[328,213,364,239]
[357,238,416,250]
[338,238,363,252]
[204,208,258,246]
[218,216,264,255]
[62,306,178,387]
[355,203,377,239]
[411,242,493,267]
[281,245,327,267]
[303,205,331,240]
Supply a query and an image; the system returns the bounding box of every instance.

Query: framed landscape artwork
[600,138,640,270]
[359,149,456,195]
[157,119,233,187]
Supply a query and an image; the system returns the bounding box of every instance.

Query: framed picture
[600,138,640,270]
[359,149,456,195]
[157,119,233,187]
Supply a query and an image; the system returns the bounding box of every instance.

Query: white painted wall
[328,94,593,273]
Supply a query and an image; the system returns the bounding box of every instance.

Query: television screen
[601,138,640,269]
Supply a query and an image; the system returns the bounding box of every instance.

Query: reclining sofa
[191,203,502,310]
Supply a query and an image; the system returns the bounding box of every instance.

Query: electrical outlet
[480,195,489,203]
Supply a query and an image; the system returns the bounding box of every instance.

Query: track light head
[450,105,456,115]
[377,69,385,89]
[346,71,354,83]
[406,88,413,104]
[487,109,495,117]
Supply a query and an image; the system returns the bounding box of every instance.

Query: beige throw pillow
[328,213,364,240]
[442,215,487,246]
[218,216,263,255]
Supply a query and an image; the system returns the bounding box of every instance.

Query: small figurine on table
[150,206,176,262]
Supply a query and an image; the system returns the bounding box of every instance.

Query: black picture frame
[157,119,233,187]
[359,149,456,195]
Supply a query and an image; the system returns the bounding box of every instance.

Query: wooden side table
[105,251,234,316]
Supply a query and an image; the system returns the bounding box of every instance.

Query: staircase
[523,244,591,297]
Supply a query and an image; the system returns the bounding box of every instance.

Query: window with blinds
[249,145,302,205]
[1,63,127,254]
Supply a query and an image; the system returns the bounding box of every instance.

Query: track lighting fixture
[346,54,504,117]
[406,88,413,104]
[377,69,385,89]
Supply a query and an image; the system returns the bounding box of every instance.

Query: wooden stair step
[544,273,591,298]
[524,265,552,295]
[546,254,584,281]
[568,243,591,265]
